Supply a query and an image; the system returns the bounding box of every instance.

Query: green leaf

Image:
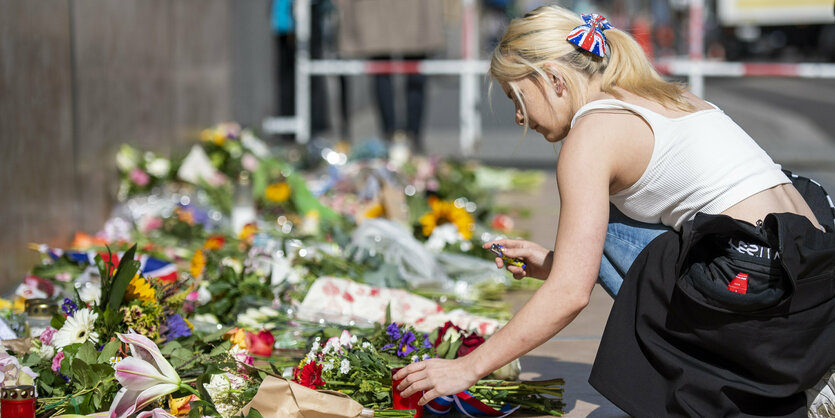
[161,340,183,355]
[209,341,232,357]
[97,339,121,363]
[436,339,450,358]
[71,358,93,388]
[77,341,98,364]
[246,407,264,418]
[203,326,232,342]
[51,314,66,330]
[108,244,141,311]
[446,340,463,359]
[168,347,193,369]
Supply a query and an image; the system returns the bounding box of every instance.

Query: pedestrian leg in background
[405,55,427,154]
[373,56,397,141]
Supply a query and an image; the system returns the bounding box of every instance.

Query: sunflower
[419,197,474,240]
[364,202,385,219]
[265,182,292,203]
[52,308,99,348]
[125,274,156,302]
[191,249,206,279]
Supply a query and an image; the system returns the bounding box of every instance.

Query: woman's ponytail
[601,29,694,111]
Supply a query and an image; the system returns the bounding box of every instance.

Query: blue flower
[164,314,192,341]
[422,334,432,349]
[386,322,401,341]
[397,331,417,358]
[61,298,78,317]
[381,343,395,351]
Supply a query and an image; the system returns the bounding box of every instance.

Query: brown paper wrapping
[1,337,33,354]
[239,376,374,418]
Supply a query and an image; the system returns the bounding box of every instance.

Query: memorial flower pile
[0,123,565,417]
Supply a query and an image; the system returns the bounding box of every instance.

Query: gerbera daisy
[52,308,99,348]
[419,197,474,240]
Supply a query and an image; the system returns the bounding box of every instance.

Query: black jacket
[590,174,835,417]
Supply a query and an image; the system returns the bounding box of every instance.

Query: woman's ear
[543,64,564,95]
[550,73,564,95]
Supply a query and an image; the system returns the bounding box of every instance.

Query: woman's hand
[483,239,553,280]
[394,357,481,406]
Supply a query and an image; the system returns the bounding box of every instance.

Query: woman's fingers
[393,361,425,381]
[418,389,442,406]
[396,370,426,392]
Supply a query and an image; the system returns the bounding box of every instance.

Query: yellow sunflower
[125,274,156,302]
[200,127,225,146]
[363,202,385,220]
[190,249,206,279]
[265,182,292,203]
[419,197,474,240]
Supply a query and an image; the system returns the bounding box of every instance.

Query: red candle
[1,385,36,418]
[391,367,424,418]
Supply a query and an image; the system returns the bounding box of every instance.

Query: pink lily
[137,408,177,418]
[109,332,186,418]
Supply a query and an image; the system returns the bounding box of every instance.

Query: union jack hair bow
[566,13,613,58]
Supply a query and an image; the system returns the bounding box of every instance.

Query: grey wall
[0,0,274,293]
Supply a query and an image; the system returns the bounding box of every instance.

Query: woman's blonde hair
[490,5,693,127]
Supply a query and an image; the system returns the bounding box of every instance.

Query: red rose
[490,214,514,232]
[246,330,275,357]
[293,361,326,389]
[456,332,486,357]
[434,321,462,347]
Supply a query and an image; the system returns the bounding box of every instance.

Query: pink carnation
[51,351,65,373]
[130,168,150,187]
[40,327,57,346]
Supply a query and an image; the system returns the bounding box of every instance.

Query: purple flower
[422,334,432,349]
[61,298,78,317]
[164,314,191,341]
[386,322,401,341]
[397,331,417,358]
[381,343,395,351]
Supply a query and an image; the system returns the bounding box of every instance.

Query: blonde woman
[395,5,835,416]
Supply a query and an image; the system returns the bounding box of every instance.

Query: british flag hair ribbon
[425,391,520,417]
[565,13,613,58]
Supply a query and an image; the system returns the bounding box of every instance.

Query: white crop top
[570,99,789,231]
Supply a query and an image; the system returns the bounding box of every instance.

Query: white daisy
[52,308,99,348]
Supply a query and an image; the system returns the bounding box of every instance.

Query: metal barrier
[263,0,835,156]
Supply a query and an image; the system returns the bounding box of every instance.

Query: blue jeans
[598,205,672,297]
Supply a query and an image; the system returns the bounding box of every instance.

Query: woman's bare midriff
[721,183,823,230]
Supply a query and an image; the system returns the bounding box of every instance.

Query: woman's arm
[395,118,621,404]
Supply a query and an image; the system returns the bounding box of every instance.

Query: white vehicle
[716,0,835,60]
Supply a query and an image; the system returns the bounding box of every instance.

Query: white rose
[146,158,171,178]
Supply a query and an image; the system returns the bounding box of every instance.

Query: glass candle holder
[1,385,36,418]
[24,298,55,338]
[391,367,423,418]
